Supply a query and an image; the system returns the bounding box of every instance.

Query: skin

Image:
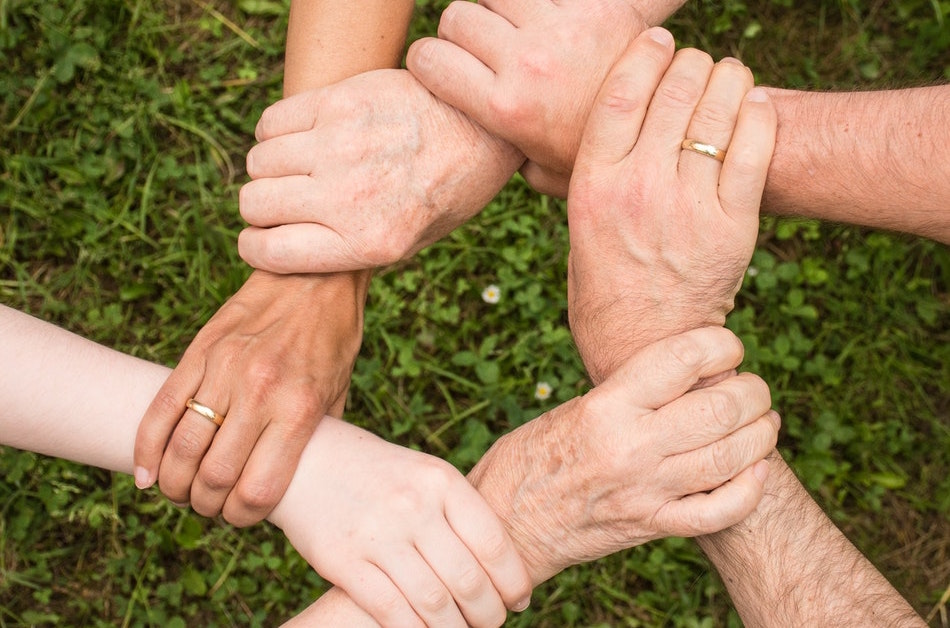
[132,0,423,528]
[286,30,784,626]
[1,308,775,626]
[406,0,950,241]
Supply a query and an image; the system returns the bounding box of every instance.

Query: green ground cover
[1,0,948,625]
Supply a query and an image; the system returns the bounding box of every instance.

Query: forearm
[697,451,923,627]
[0,305,167,472]
[763,85,950,243]
[284,0,414,95]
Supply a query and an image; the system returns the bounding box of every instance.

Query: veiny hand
[467,326,778,585]
[134,270,368,526]
[269,416,532,628]
[566,29,777,383]
[237,69,523,274]
[408,0,658,196]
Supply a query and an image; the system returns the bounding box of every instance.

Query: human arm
[759,86,950,243]
[281,326,781,626]
[408,1,950,244]
[0,303,531,627]
[695,452,925,627]
[405,0,684,195]
[560,32,924,626]
[133,0,415,527]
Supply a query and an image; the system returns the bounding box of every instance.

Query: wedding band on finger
[681,138,727,162]
[185,398,225,427]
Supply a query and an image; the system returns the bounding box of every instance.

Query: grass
[1,0,948,625]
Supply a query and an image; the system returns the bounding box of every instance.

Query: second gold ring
[186,398,225,427]
[681,138,727,162]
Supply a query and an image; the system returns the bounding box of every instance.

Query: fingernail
[134,466,153,489]
[512,597,531,612]
[647,27,674,47]
[753,459,769,483]
[721,56,744,65]
[171,501,190,509]
[746,87,769,102]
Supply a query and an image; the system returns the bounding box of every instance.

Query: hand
[269,416,532,628]
[133,270,368,526]
[566,29,777,383]
[467,326,779,585]
[237,69,523,274]
[407,0,655,196]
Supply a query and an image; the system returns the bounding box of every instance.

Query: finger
[245,132,322,179]
[237,224,361,274]
[718,87,777,224]
[678,58,753,191]
[652,371,772,454]
[219,405,317,527]
[629,47,714,165]
[157,379,229,505]
[338,562,426,628]
[239,175,326,228]
[600,326,745,410]
[477,0,548,27]
[438,1,515,67]
[519,160,569,198]
[254,90,321,141]
[133,359,204,489]
[661,410,780,494]
[376,550,467,628]
[659,458,771,537]
[188,395,264,519]
[415,530,506,628]
[406,37,497,126]
[574,27,676,169]
[445,488,533,614]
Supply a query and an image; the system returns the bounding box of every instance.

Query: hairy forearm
[763,85,950,243]
[697,451,924,627]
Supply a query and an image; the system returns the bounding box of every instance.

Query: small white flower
[746,266,759,277]
[481,284,501,304]
[534,381,552,401]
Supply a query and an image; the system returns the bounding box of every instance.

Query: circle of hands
[132,1,781,626]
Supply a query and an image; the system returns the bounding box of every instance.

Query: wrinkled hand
[467,326,778,585]
[408,0,666,196]
[269,416,532,628]
[238,69,523,274]
[134,270,368,526]
[567,29,777,383]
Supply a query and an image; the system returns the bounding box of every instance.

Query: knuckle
[655,76,702,108]
[453,565,488,601]
[419,584,453,613]
[706,438,741,480]
[149,388,188,424]
[665,332,707,372]
[705,388,740,432]
[597,70,650,117]
[231,476,282,516]
[690,101,735,131]
[475,526,512,566]
[168,424,210,461]
[197,457,241,492]
[243,357,283,394]
[370,588,417,626]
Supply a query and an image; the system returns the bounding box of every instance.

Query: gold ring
[681,138,727,162]
[186,398,225,427]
